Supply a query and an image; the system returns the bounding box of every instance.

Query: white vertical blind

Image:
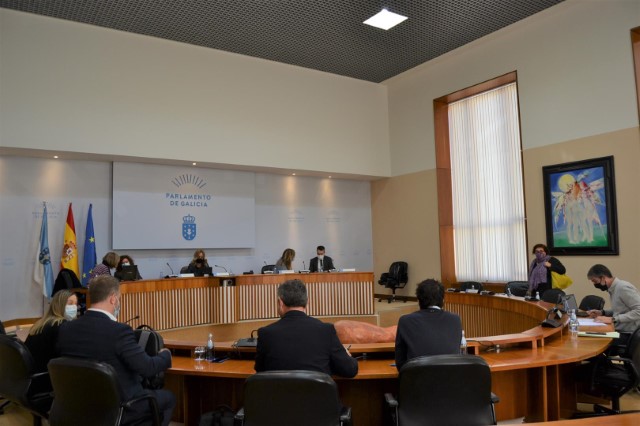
[448,83,527,282]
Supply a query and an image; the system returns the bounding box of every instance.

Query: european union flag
[81,204,96,287]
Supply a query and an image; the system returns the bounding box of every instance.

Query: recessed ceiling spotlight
[328,176,332,179]
[53,155,59,159]
[292,173,296,176]
[192,162,197,166]
[363,9,408,30]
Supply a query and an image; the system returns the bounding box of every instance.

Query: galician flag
[81,204,96,286]
[34,203,55,299]
[60,203,79,277]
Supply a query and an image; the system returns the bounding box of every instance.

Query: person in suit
[254,279,358,378]
[25,290,78,377]
[309,245,335,272]
[57,275,175,426]
[394,279,462,370]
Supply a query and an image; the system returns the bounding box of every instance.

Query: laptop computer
[118,265,140,282]
[563,294,589,317]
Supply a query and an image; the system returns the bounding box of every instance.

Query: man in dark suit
[255,279,358,378]
[309,245,335,272]
[57,275,175,426]
[394,279,462,370]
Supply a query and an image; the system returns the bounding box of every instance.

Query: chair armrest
[122,393,160,425]
[384,392,398,407]
[491,392,500,404]
[234,407,245,426]
[339,406,352,426]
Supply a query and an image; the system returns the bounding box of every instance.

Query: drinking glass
[194,346,205,361]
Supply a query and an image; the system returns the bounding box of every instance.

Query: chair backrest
[48,357,125,426]
[388,262,408,282]
[0,335,50,418]
[541,288,565,304]
[261,264,276,274]
[52,268,82,296]
[505,281,529,297]
[179,266,189,274]
[458,281,483,292]
[242,370,343,426]
[579,295,605,311]
[397,354,495,426]
[624,327,640,374]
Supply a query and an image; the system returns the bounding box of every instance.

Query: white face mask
[64,304,78,320]
[121,262,130,267]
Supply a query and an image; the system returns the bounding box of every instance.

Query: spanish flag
[60,203,79,277]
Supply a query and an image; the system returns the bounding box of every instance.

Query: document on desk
[578,331,620,338]
[577,318,609,327]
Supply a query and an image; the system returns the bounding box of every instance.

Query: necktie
[320,259,323,270]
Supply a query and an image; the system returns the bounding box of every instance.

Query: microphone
[214,265,228,273]
[303,260,306,270]
[249,329,258,342]
[124,314,140,324]
[264,261,267,266]
[166,262,174,274]
[165,262,177,278]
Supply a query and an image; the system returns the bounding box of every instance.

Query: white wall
[385,0,640,176]
[0,156,373,320]
[0,9,390,178]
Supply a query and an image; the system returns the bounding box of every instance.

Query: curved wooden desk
[163,293,613,425]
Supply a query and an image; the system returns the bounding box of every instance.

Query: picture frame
[542,156,618,255]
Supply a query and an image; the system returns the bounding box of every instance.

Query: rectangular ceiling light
[363,9,408,30]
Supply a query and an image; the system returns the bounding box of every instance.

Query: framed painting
[542,156,618,255]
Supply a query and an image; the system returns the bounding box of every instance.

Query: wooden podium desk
[164,293,613,426]
[117,272,374,330]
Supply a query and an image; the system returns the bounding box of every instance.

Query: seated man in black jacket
[255,279,358,378]
[57,275,175,426]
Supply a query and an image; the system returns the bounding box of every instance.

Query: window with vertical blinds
[447,83,527,282]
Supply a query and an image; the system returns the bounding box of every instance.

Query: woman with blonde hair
[275,248,296,271]
[25,290,78,373]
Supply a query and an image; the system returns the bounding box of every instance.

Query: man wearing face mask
[587,264,640,338]
[309,245,335,273]
[57,275,175,426]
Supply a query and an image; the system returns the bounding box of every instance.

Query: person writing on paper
[275,248,295,272]
[255,279,358,378]
[527,243,565,297]
[186,249,210,276]
[309,245,335,272]
[114,254,143,281]
[587,264,640,342]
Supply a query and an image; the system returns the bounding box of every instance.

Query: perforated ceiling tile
[0,0,564,82]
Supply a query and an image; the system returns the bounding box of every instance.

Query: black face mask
[594,281,608,292]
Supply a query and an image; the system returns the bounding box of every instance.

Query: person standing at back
[309,245,335,272]
[255,279,358,378]
[394,279,462,370]
[57,275,175,426]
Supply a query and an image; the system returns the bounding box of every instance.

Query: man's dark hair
[587,264,613,279]
[277,279,308,308]
[317,245,325,251]
[415,279,445,309]
[88,275,120,303]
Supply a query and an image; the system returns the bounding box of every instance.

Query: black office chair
[505,281,529,297]
[378,261,408,303]
[541,288,565,304]
[579,295,606,312]
[385,354,499,426]
[261,264,276,274]
[0,336,52,426]
[48,357,161,426]
[235,370,352,426]
[457,281,483,292]
[179,266,189,274]
[574,327,640,417]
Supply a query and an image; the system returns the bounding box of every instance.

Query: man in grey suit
[255,279,357,377]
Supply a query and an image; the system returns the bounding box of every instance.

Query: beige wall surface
[372,127,640,309]
[385,0,640,176]
[0,9,390,178]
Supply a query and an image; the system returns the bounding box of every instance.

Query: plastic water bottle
[569,310,579,338]
[460,330,467,354]
[206,333,215,361]
[506,287,512,297]
[535,291,541,301]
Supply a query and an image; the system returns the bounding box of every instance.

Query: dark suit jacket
[57,310,171,400]
[395,308,462,370]
[309,256,335,272]
[255,310,358,378]
[25,321,64,373]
